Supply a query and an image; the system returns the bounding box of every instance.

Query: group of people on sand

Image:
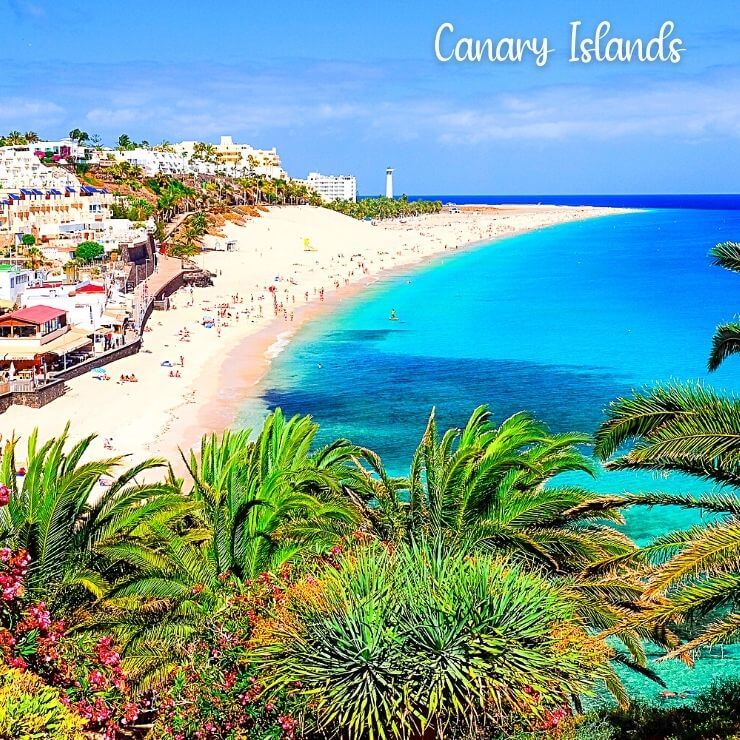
[119,374,138,383]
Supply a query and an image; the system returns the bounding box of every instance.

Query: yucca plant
[0,425,182,613]
[594,385,740,658]
[708,241,740,371]
[257,540,622,740]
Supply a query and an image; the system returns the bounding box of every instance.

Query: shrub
[257,541,615,739]
[0,665,86,740]
[20,234,36,247]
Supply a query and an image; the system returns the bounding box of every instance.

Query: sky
[1,0,739,194]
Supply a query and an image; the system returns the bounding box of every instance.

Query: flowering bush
[0,546,143,738]
[150,569,302,740]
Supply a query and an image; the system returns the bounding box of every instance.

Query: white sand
[0,204,630,475]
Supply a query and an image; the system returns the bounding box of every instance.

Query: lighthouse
[385,167,394,199]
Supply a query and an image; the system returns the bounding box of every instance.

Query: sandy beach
[1,204,630,475]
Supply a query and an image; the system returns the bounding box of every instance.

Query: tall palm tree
[593,383,740,658]
[0,426,183,613]
[708,241,740,371]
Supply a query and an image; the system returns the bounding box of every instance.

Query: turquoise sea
[238,206,740,699]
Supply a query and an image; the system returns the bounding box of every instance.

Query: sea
[237,195,740,701]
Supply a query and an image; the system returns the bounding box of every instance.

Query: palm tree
[593,383,740,658]
[0,426,183,613]
[68,128,89,145]
[23,131,40,143]
[594,383,739,486]
[351,405,636,573]
[116,134,135,152]
[5,131,24,145]
[97,410,360,684]
[708,241,740,371]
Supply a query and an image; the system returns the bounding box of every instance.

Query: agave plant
[257,540,623,740]
[0,426,180,613]
[351,405,636,573]
[708,241,740,371]
[593,385,740,658]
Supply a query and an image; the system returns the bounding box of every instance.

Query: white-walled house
[21,281,108,332]
[0,264,44,306]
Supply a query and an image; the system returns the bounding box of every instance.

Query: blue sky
[1,0,739,194]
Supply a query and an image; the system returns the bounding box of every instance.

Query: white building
[306,172,357,202]
[0,147,77,192]
[0,147,113,250]
[0,264,43,307]
[21,281,109,332]
[174,136,288,179]
[32,139,89,163]
[385,168,394,199]
[112,148,189,176]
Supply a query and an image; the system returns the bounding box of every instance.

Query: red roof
[74,283,105,294]
[1,305,67,325]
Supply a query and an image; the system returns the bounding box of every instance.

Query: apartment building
[306,172,357,202]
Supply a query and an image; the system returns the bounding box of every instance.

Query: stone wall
[11,380,66,408]
[53,339,142,383]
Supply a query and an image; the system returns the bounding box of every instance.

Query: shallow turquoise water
[238,209,740,698]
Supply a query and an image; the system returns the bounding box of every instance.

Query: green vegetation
[0,666,86,739]
[0,130,40,146]
[0,239,738,738]
[74,240,105,262]
[260,540,617,739]
[570,680,740,740]
[325,194,444,219]
[707,241,740,370]
[20,233,36,247]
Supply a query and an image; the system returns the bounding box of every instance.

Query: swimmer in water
[389,308,398,321]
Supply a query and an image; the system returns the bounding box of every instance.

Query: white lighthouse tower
[385,167,394,199]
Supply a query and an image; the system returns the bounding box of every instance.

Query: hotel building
[305,172,357,202]
[174,136,288,179]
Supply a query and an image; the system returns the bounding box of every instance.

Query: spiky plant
[708,241,740,371]
[0,425,181,613]
[257,540,624,740]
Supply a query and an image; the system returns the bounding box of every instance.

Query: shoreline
[1,204,637,476]
[162,205,636,472]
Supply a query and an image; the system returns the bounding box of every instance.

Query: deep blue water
[238,207,740,697]
[401,194,740,210]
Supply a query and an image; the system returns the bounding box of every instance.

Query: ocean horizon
[371,194,740,210]
[238,204,740,698]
